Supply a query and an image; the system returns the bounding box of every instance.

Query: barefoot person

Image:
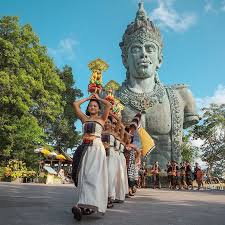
[71,94,111,221]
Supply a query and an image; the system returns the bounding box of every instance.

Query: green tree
[50,66,83,152]
[0,16,65,166]
[191,104,225,177]
[181,132,199,164]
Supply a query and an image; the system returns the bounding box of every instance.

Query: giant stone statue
[116,2,199,168]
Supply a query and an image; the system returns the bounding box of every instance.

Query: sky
[1,0,225,126]
[1,0,225,166]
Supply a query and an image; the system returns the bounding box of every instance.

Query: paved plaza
[0,182,224,225]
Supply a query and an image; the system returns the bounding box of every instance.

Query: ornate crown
[119,2,163,65]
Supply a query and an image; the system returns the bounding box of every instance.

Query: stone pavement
[0,182,225,225]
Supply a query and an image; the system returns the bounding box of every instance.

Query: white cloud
[196,84,225,111]
[150,0,197,32]
[196,158,208,169]
[204,0,225,13]
[189,138,207,168]
[48,38,78,65]
[221,0,225,11]
[204,1,214,12]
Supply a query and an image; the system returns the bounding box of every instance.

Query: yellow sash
[137,127,155,157]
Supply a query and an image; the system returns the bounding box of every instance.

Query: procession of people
[166,161,205,190]
[70,91,208,221]
[71,92,144,221]
[69,56,206,221]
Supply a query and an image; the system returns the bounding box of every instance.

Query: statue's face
[127,41,160,79]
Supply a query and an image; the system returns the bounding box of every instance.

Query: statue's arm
[178,86,199,128]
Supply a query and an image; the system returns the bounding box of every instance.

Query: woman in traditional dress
[101,115,117,208]
[125,134,138,196]
[134,149,141,190]
[119,129,129,199]
[114,120,126,203]
[71,93,111,221]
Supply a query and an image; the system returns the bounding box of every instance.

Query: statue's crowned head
[120,2,163,80]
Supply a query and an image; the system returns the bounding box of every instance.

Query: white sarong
[76,138,108,213]
[107,147,117,200]
[114,151,125,201]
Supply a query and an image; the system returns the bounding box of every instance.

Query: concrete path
[0,182,224,225]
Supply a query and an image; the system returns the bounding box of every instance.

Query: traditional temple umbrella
[41,148,51,156]
[48,152,57,157]
[56,154,66,161]
[34,147,66,161]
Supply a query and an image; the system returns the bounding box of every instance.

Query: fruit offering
[105,89,115,105]
[104,80,120,105]
[112,98,124,116]
[88,58,108,94]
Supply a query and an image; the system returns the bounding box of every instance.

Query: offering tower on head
[104,80,120,106]
[112,98,124,118]
[88,58,108,94]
